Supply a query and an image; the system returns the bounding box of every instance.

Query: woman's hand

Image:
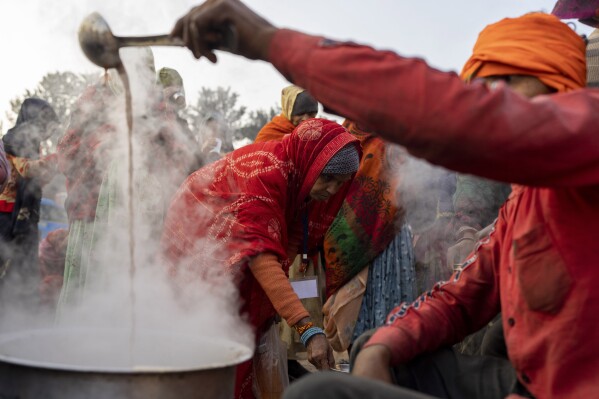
[306,334,335,370]
[171,0,278,62]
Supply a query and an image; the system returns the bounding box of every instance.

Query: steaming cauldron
[0,328,253,399]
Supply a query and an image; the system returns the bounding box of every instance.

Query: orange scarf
[254,114,295,143]
[461,13,586,92]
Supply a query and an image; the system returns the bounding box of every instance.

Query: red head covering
[460,13,586,92]
[162,119,360,319]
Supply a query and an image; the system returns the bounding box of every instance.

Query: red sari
[162,119,360,398]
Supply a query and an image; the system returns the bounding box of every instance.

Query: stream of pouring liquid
[115,65,137,365]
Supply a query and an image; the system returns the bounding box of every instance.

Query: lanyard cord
[300,208,309,273]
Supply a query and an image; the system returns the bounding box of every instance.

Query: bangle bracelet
[300,327,325,347]
[294,321,314,336]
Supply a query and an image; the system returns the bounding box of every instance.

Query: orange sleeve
[254,115,295,143]
[249,253,310,326]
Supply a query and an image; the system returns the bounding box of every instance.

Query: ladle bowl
[78,12,185,69]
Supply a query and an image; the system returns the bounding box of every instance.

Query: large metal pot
[0,328,253,399]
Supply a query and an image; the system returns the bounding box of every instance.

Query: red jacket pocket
[513,224,571,314]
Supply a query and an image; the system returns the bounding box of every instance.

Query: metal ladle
[78,12,185,69]
[78,12,237,69]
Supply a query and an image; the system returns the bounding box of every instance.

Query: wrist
[294,318,314,336]
[254,27,278,61]
[300,326,325,347]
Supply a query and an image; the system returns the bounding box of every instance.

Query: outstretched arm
[250,253,335,370]
[172,0,599,187]
[351,214,506,383]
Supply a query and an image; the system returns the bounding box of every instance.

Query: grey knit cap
[291,91,318,116]
[322,144,360,175]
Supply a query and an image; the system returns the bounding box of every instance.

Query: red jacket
[269,29,599,398]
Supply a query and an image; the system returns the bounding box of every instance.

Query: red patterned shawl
[162,119,360,328]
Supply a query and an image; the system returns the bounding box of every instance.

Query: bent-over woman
[162,119,361,399]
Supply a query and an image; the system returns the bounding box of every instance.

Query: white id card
[290,276,319,299]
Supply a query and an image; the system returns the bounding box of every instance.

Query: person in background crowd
[38,228,69,309]
[167,1,596,397]
[587,29,599,88]
[411,170,457,293]
[0,98,59,309]
[254,85,318,143]
[158,67,188,111]
[323,120,416,355]
[197,113,234,164]
[55,72,122,310]
[552,0,599,27]
[0,141,9,193]
[446,175,510,272]
[162,119,361,399]
[57,49,195,311]
[156,67,203,176]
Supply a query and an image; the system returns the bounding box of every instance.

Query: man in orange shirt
[171,2,598,398]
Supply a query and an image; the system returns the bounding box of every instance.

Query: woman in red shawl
[162,118,360,399]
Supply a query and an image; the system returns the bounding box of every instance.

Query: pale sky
[0,0,591,131]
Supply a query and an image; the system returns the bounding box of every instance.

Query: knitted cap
[158,67,184,88]
[291,91,318,116]
[322,144,360,175]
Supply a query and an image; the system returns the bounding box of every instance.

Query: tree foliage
[8,72,97,125]
[239,106,280,141]
[6,72,97,151]
[182,86,280,144]
[6,73,279,150]
[184,86,246,132]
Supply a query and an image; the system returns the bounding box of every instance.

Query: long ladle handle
[117,24,238,52]
[116,35,185,48]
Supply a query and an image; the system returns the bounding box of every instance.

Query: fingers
[171,17,183,38]
[309,350,331,370]
[170,0,275,62]
[189,22,202,59]
[171,4,219,62]
[328,347,336,369]
[311,353,329,370]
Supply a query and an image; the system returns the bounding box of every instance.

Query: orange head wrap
[460,13,586,92]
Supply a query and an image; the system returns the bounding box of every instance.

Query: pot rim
[0,327,253,374]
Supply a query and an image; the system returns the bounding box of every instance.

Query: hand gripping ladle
[78,12,237,69]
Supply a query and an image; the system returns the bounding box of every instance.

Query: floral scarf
[324,120,405,297]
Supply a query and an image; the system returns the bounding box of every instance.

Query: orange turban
[460,13,586,92]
